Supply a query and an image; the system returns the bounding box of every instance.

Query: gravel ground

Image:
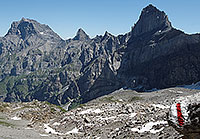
[0,111,58,139]
[43,87,199,139]
[0,87,199,139]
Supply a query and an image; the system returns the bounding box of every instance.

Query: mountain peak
[132,4,172,36]
[73,28,90,41]
[104,31,112,37]
[20,17,30,22]
[5,18,62,41]
[6,18,38,39]
[142,4,157,13]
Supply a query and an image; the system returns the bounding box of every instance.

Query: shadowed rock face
[6,18,62,41]
[0,4,200,105]
[117,5,200,91]
[73,28,90,41]
[132,4,172,37]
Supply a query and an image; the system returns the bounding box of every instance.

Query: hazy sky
[1,0,200,39]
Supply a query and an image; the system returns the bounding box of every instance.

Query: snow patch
[152,104,170,109]
[44,124,63,135]
[130,113,137,118]
[100,116,116,121]
[25,127,32,130]
[66,127,79,134]
[131,121,168,134]
[78,109,92,115]
[78,108,103,115]
[150,127,165,134]
[177,91,184,94]
[12,107,22,110]
[11,116,21,120]
[115,128,120,131]
[39,134,49,137]
[52,122,61,126]
[93,108,103,113]
[40,32,44,35]
[168,90,176,93]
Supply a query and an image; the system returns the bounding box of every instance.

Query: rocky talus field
[0,87,199,139]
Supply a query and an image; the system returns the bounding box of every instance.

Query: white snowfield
[11,116,21,120]
[44,123,80,135]
[44,124,63,135]
[98,116,117,121]
[130,113,137,118]
[52,122,61,126]
[131,121,168,134]
[39,134,49,137]
[78,108,103,115]
[66,127,79,134]
[152,104,170,109]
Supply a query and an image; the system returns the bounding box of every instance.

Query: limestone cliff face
[0,4,200,105]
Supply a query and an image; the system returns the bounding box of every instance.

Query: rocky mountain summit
[131,4,172,36]
[73,28,90,41]
[0,4,200,107]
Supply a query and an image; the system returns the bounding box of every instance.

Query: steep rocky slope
[0,4,200,105]
[0,17,129,105]
[118,5,200,91]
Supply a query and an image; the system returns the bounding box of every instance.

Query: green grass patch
[128,96,142,102]
[44,101,67,113]
[68,102,81,110]
[100,96,116,103]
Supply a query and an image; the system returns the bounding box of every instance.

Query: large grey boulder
[168,93,200,138]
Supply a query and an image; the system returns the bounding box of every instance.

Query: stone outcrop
[168,93,200,138]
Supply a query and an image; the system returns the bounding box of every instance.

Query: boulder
[167,93,200,138]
